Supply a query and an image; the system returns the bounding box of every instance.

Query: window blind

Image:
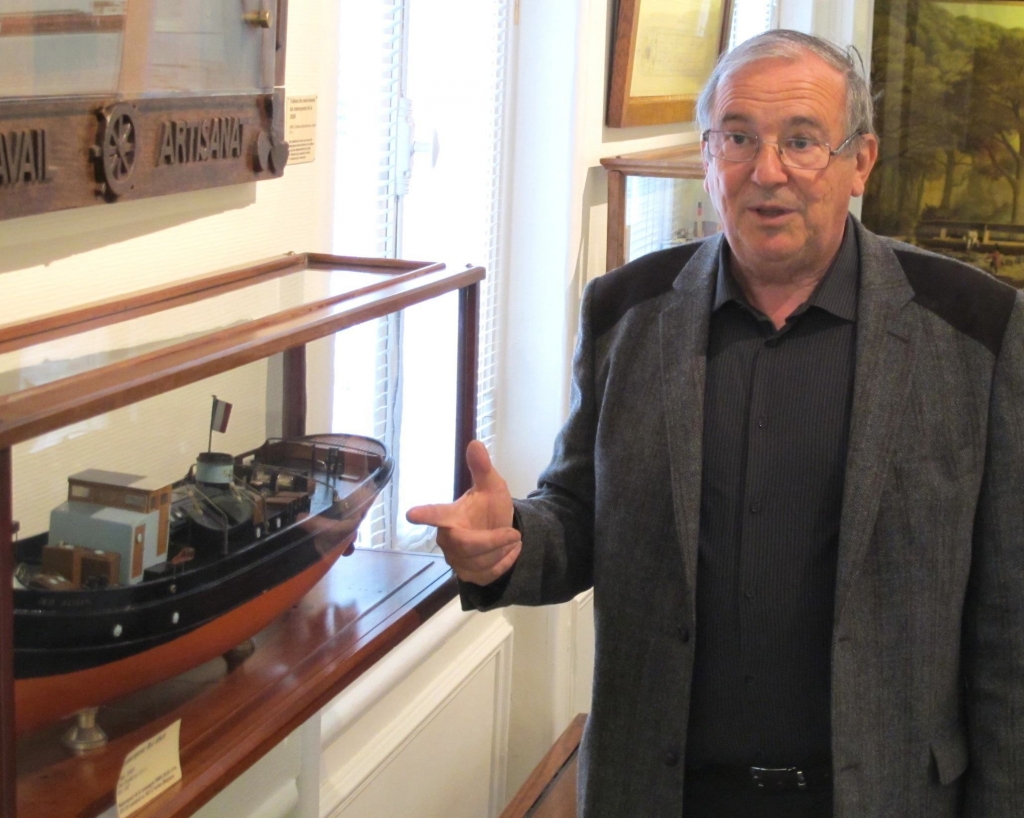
[333,0,408,548]
[728,0,777,51]
[393,0,514,551]
[333,0,513,551]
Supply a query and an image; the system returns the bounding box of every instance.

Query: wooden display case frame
[600,143,705,271]
[0,252,484,817]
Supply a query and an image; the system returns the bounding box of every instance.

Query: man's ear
[851,133,879,198]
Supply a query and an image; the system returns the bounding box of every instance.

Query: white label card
[286,95,318,165]
[116,719,183,817]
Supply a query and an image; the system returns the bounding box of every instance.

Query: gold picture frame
[607,0,733,128]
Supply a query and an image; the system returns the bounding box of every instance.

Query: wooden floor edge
[498,712,587,818]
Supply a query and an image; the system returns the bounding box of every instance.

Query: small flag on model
[208,396,232,451]
[211,396,232,433]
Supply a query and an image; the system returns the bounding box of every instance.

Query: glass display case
[0,252,482,817]
[600,143,720,271]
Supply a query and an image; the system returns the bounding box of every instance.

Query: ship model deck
[11,433,393,734]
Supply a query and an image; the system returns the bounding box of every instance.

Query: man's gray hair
[695,30,875,140]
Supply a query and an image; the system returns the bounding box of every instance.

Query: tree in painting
[863,0,1024,284]
[967,33,1024,223]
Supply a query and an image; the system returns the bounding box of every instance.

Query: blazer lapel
[660,236,720,608]
[834,224,918,624]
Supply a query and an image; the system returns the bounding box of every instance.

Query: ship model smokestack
[195,452,234,486]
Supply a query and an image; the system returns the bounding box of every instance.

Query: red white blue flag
[210,396,232,434]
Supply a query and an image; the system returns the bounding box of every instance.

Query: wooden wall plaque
[0,0,291,222]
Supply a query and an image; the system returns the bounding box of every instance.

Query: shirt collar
[713,215,859,322]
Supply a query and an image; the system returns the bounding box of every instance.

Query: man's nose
[750,141,789,185]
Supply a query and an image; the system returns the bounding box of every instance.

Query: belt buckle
[749,766,806,791]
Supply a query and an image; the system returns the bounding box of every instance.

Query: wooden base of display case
[15,548,457,818]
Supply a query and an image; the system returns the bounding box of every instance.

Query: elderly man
[408,30,1024,817]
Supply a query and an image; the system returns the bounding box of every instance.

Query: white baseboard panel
[249,781,300,818]
[192,731,302,818]
[320,597,479,747]
[320,612,513,818]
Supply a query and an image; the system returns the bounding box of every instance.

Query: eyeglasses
[701,129,862,170]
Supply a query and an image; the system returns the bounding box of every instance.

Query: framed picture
[607,0,733,128]
[863,0,1024,287]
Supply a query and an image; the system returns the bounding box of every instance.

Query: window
[728,0,777,51]
[332,0,513,550]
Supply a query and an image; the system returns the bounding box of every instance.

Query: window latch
[396,97,440,197]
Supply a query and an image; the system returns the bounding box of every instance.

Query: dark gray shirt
[685,220,859,768]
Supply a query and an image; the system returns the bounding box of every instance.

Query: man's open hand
[406,440,521,586]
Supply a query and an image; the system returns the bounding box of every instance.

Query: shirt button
[677,626,690,643]
[744,588,755,601]
[664,749,680,767]
[757,416,768,429]
[750,500,763,514]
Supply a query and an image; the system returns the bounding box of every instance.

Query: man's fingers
[465,440,502,491]
[436,526,520,560]
[434,526,520,581]
[458,541,522,586]
[406,502,459,528]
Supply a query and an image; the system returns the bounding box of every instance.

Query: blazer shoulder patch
[591,242,702,337]
[893,247,1016,356]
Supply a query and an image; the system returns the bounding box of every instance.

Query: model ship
[11,432,393,735]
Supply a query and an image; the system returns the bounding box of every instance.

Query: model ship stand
[59,632,259,753]
[62,708,107,754]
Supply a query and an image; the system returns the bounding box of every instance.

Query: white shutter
[333,0,408,548]
[728,0,777,51]
[387,0,514,551]
[474,0,513,452]
[626,176,678,261]
[333,0,513,551]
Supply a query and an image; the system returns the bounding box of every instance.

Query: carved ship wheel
[96,104,138,198]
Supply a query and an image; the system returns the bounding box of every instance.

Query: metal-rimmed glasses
[701,129,862,170]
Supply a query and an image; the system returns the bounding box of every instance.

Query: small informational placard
[116,719,183,817]
[286,95,318,164]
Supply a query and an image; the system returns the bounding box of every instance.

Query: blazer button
[664,749,680,767]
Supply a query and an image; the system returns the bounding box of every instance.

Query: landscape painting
[863,0,1024,286]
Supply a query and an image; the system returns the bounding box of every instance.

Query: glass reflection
[0,0,273,99]
[625,175,721,264]
[0,268,386,399]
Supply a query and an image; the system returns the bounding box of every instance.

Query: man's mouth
[750,205,793,218]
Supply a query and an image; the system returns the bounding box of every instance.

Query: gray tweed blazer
[464,220,1024,817]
